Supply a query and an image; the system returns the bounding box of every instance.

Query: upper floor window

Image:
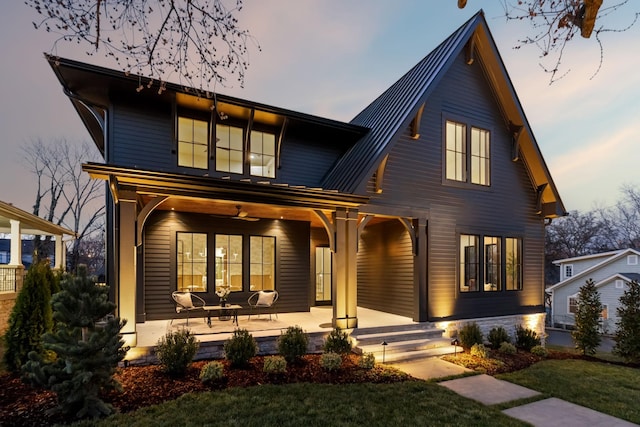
[250,130,276,178]
[216,124,244,174]
[178,116,208,169]
[627,254,638,265]
[445,120,490,186]
[563,264,573,280]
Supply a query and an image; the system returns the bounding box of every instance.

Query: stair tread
[353,328,444,340]
[376,346,462,363]
[359,337,451,349]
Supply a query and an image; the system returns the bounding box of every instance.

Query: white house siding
[551,255,639,328]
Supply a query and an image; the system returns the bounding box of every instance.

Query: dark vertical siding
[358,220,414,318]
[144,211,310,320]
[364,49,545,320]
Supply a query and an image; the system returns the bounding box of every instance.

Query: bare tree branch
[25,0,260,90]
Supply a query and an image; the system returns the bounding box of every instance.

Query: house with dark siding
[47,11,565,346]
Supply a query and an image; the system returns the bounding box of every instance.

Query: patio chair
[248,290,279,320]
[171,291,206,325]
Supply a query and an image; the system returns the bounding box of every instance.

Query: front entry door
[315,247,332,305]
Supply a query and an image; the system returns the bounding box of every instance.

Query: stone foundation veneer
[433,313,547,346]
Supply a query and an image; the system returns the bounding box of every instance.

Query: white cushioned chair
[247,290,279,320]
[171,291,206,325]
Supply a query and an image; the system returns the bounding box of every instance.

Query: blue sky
[1,1,639,214]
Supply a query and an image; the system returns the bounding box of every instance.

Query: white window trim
[567,294,578,316]
[616,279,624,289]
[627,254,638,265]
[563,264,574,280]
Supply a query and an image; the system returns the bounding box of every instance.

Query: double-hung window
[250,130,276,178]
[216,124,244,174]
[445,120,490,186]
[178,116,209,169]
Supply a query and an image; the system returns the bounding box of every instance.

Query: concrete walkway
[391,357,638,427]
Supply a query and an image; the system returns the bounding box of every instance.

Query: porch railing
[0,265,25,293]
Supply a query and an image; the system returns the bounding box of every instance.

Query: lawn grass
[71,382,529,427]
[497,359,640,424]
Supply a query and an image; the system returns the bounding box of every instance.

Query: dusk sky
[1,2,639,217]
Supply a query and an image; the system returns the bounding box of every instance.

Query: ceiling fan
[232,205,259,221]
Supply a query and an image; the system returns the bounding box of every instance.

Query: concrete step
[356,337,453,355]
[352,328,444,346]
[372,345,463,363]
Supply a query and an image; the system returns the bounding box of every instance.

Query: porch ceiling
[144,196,328,228]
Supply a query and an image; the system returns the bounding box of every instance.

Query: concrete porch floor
[136,306,416,347]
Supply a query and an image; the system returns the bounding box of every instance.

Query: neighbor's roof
[552,249,627,265]
[547,248,640,292]
[321,10,565,218]
[0,200,75,237]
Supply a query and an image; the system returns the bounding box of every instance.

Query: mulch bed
[0,354,410,426]
[2,350,636,426]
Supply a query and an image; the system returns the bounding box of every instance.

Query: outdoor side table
[203,304,242,327]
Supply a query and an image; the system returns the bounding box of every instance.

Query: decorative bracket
[509,121,524,161]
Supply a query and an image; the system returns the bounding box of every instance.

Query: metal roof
[321,10,566,217]
[321,12,479,193]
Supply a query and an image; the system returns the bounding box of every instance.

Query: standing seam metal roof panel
[321,12,484,193]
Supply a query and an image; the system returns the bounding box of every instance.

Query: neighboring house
[0,200,74,333]
[0,239,56,268]
[547,248,640,332]
[47,11,565,347]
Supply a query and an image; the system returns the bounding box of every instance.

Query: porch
[125,306,432,365]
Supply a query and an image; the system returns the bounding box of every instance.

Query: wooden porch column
[116,193,137,347]
[413,217,428,322]
[332,208,358,329]
[54,235,66,270]
[9,220,22,266]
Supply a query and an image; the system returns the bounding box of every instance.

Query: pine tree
[3,261,55,372]
[571,278,603,355]
[613,280,640,363]
[23,265,128,419]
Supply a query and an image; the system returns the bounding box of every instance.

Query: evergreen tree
[571,278,603,355]
[23,265,128,419]
[613,280,640,363]
[3,261,55,372]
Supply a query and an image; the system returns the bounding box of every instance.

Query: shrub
[499,342,517,355]
[358,352,376,370]
[531,345,548,357]
[487,326,510,349]
[156,328,199,375]
[224,328,258,368]
[263,355,287,374]
[199,361,224,383]
[458,322,483,350]
[572,279,603,355]
[613,280,640,363]
[470,343,488,359]
[515,325,541,351]
[320,352,342,371]
[4,261,55,372]
[22,266,128,419]
[323,328,352,354]
[277,326,309,363]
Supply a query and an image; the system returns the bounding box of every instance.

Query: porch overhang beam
[84,163,368,211]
